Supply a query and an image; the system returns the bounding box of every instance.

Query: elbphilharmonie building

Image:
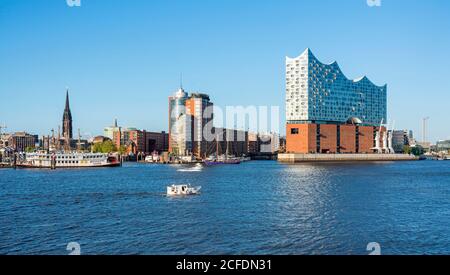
[285,49,388,154]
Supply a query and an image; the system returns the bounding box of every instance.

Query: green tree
[403,145,411,154]
[25,146,35,153]
[118,145,127,155]
[92,140,117,153]
[411,146,424,156]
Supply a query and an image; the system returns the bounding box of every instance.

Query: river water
[0,160,449,255]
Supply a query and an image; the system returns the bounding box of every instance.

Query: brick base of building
[286,123,385,154]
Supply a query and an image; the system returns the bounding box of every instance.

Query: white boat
[145,155,154,163]
[17,152,120,169]
[166,184,201,196]
[177,163,203,172]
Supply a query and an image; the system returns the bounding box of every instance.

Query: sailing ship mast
[226,130,229,160]
[77,129,81,152]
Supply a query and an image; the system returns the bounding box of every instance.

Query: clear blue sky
[1,0,449,142]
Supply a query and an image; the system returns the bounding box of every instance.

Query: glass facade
[169,89,192,156]
[286,49,387,126]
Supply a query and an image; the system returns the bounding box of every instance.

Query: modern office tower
[286,49,387,154]
[185,93,214,158]
[168,87,193,156]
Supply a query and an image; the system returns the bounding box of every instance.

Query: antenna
[180,73,183,89]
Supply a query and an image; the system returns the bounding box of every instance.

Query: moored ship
[17,152,121,169]
[204,155,241,166]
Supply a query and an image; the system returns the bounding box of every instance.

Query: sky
[0,0,449,142]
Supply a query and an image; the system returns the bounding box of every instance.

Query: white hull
[167,184,201,196]
[18,152,120,168]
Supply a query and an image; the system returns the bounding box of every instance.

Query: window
[291,128,299,135]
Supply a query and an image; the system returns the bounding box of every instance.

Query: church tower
[62,89,73,141]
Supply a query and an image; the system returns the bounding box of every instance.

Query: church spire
[62,89,73,142]
[65,89,70,112]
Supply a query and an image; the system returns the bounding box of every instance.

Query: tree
[118,145,127,155]
[92,140,117,153]
[25,146,35,153]
[403,145,412,154]
[411,146,424,156]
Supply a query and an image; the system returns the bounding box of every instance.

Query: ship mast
[226,130,229,160]
[51,128,55,151]
[57,126,61,151]
[77,128,81,152]
[216,133,219,158]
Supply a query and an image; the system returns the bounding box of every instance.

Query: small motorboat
[167,184,201,196]
[177,163,203,172]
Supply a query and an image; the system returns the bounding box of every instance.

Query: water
[0,160,449,255]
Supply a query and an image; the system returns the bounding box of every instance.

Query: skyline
[1,0,450,142]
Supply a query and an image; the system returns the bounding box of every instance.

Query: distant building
[168,88,192,156]
[247,132,259,154]
[212,128,248,157]
[0,133,11,149]
[120,128,145,155]
[144,131,169,153]
[9,132,37,152]
[391,130,410,153]
[113,128,169,155]
[247,132,282,154]
[259,133,280,153]
[279,136,287,153]
[436,140,450,152]
[186,93,214,158]
[285,49,387,154]
[416,142,432,151]
[92,136,111,144]
[104,119,121,140]
[168,88,214,157]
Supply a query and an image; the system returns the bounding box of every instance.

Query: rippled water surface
[1,161,449,255]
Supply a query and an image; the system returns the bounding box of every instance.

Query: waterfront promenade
[278,153,418,163]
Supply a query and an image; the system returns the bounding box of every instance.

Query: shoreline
[278,153,419,163]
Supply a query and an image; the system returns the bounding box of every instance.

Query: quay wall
[278,153,419,163]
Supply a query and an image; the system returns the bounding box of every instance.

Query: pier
[278,153,419,163]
